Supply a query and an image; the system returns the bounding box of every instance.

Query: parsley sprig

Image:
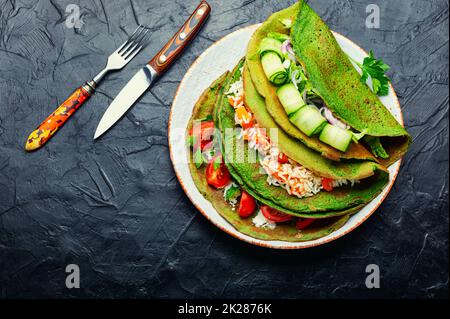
[224,184,241,202]
[350,50,391,96]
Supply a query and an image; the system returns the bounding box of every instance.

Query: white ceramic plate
[169,24,403,249]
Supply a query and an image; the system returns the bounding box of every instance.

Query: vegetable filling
[225,72,359,199]
[258,32,391,156]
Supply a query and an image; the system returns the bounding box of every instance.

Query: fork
[25,25,150,151]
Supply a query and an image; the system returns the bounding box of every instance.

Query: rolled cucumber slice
[261,52,288,86]
[277,83,306,116]
[259,37,284,59]
[289,105,327,137]
[319,124,353,152]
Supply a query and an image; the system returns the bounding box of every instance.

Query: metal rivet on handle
[160,54,167,63]
[180,32,186,40]
[197,8,205,15]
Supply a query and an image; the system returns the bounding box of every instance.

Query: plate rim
[168,24,403,250]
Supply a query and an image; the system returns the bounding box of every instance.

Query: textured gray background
[0,0,448,298]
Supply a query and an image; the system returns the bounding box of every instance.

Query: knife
[94,1,211,139]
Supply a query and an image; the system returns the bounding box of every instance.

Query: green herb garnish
[187,135,195,147]
[213,156,222,171]
[288,63,318,99]
[224,185,241,202]
[196,114,213,122]
[350,50,391,96]
[267,32,290,42]
[194,147,204,168]
[364,136,389,159]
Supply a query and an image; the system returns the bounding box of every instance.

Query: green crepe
[246,1,411,166]
[292,0,411,166]
[187,71,350,242]
[217,62,389,217]
[243,64,388,181]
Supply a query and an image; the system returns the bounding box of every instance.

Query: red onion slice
[281,39,290,54]
[281,39,297,62]
[319,106,350,130]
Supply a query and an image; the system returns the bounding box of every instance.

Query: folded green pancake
[243,64,388,181]
[246,1,411,165]
[217,61,389,217]
[188,72,351,242]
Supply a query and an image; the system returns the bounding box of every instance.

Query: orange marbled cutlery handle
[25,86,92,151]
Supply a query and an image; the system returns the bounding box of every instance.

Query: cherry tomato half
[278,152,289,164]
[238,191,256,219]
[321,177,334,192]
[190,121,215,150]
[206,157,231,189]
[296,218,315,230]
[260,205,292,223]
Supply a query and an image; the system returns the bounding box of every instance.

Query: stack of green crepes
[187,1,411,242]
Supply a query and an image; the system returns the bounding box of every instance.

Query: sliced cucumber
[289,105,327,137]
[261,52,288,86]
[277,83,306,116]
[319,124,353,152]
[259,37,284,59]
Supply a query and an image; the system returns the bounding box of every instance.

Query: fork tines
[117,25,150,59]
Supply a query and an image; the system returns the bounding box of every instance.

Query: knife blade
[94,65,156,139]
[94,1,211,139]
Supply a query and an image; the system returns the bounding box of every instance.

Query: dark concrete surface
[0,0,448,298]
